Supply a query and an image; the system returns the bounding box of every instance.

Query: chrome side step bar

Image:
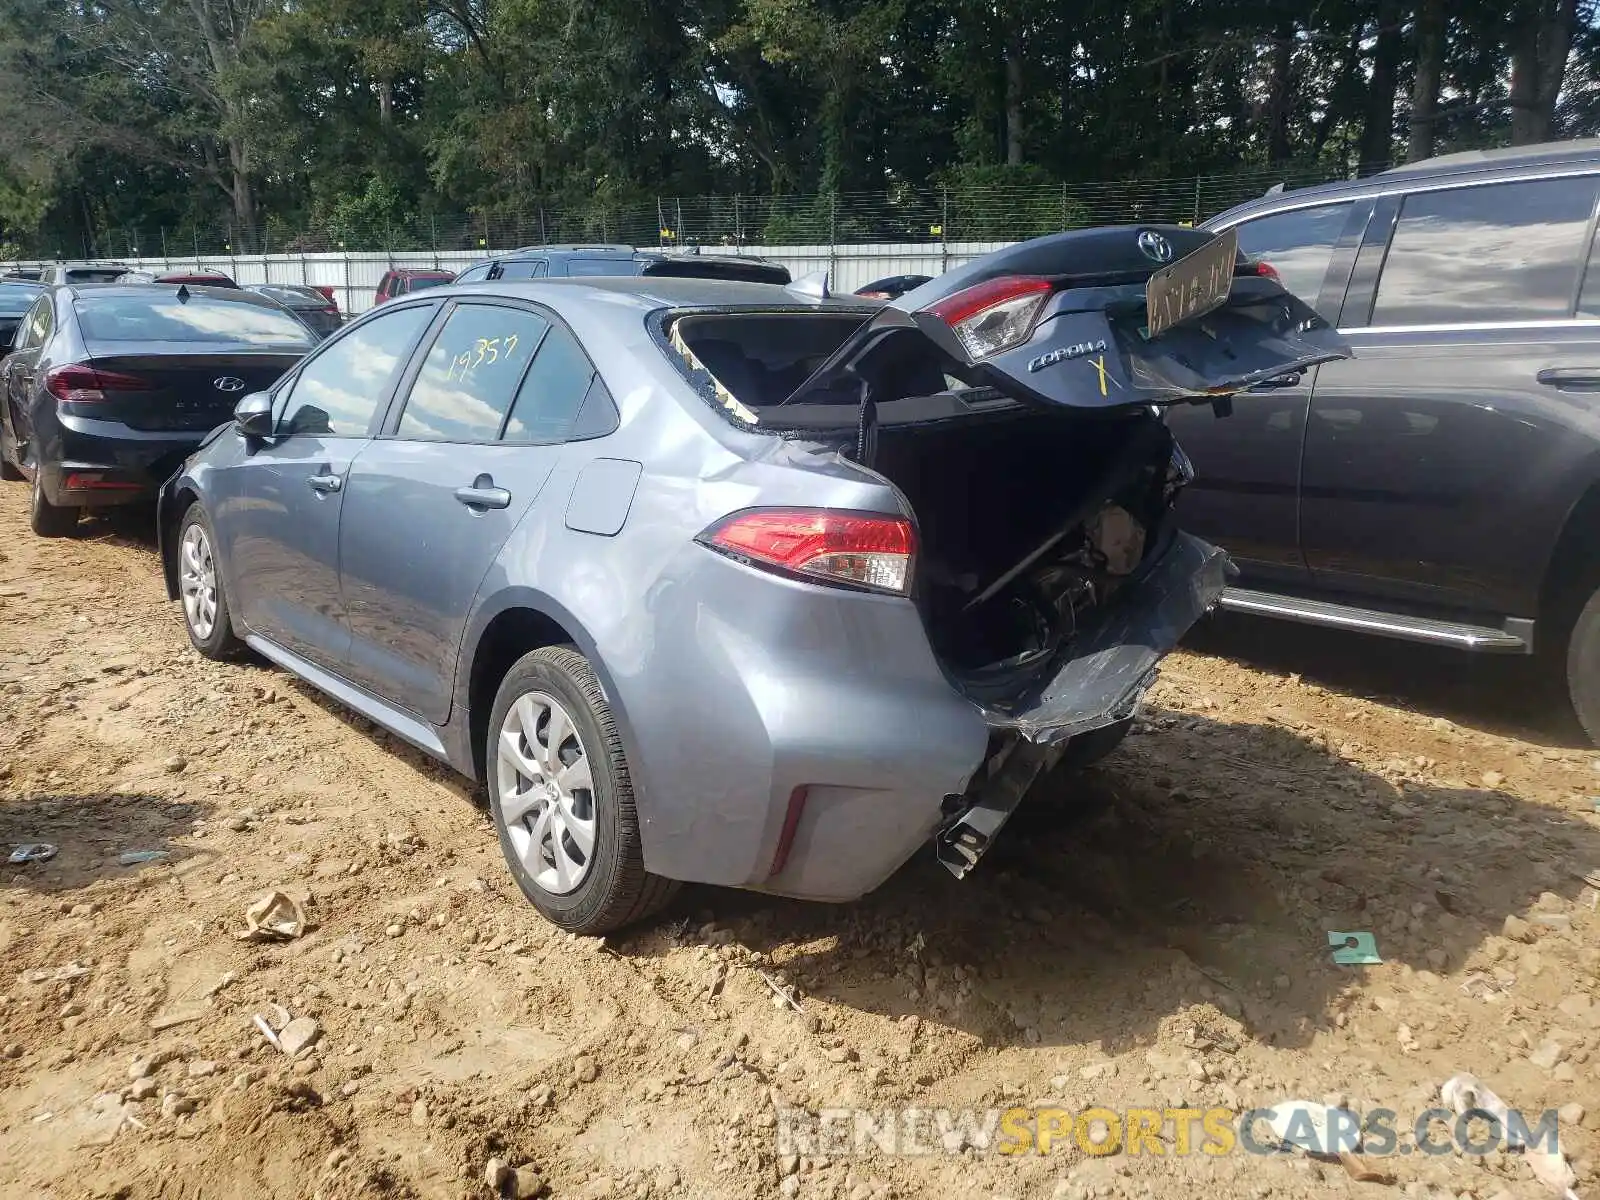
[1216,588,1533,654]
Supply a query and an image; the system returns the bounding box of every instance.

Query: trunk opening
[667,309,1187,711]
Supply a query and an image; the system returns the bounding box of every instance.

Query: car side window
[454,263,492,284]
[16,298,49,351]
[276,304,433,437]
[1370,176,1600,327]
[395,303,551,442]
[497,259,547,281]
[502,322,598,444]
[1229,202,1353,309]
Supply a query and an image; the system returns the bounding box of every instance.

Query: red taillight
[700,508,916,595]
[312,285,336,304]
[44,365,155,402]
[926,276,1053,360]
[1240,259,1281,283]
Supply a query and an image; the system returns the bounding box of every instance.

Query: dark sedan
[243,283,344,340]
[0,279,44,349]
[0,284,314,536]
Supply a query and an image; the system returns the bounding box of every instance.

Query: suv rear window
[64,267,128,284]
[563,257,640,276]
[1229,202,1353,312]
[75,293,316,346]
[1370,176,1599,326]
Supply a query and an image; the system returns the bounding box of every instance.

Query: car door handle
[1536,367,1600,390]
[454,484,511,510]
[1247,371,1303,391]
[306,472,343,494]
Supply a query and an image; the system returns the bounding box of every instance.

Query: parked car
[3,267,42,282]
[0,284,315,535]
[156,228,1344,933]
[38,262,129,286]
[243,283,343,340]
[1179,138,1600,742]
[118,269,239,288]
[374,268,455,304]
[0,279,45,349]
[452,245,791,286]
[855,274,932,300]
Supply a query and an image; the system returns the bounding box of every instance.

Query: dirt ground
[4,489,1600,1200]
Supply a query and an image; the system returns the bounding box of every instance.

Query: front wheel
[487,646,677,934]
[28,468,78,537]
[1565,587,1600,745]
[177,506,242,659]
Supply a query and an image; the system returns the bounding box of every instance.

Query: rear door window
[496,260,547,281]
[1370,176,1600,326]
[395,303,550,442]
[502,323,597,443]
[1228,202,1353,309]
[276,303,433,436]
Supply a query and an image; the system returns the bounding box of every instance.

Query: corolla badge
[1137,230,1174,264]
[1028,339,1107,373]
[213,376,246,392]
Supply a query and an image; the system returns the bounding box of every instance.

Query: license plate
[1144,227,1238,338]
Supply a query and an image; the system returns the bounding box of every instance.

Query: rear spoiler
[640,257,791,286]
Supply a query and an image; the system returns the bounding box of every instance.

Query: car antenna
[176,284,191,303]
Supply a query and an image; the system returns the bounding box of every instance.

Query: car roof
[388,267,454,276]
[1207,137,1600,226]
[444,276,871,311]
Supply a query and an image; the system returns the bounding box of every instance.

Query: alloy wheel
[179,522,218,640]
[497,691,596,895]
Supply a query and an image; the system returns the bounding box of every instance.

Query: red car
[374,268,454,304]
[116,269,240,288]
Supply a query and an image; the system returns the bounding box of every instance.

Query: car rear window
[1229,202,1353,312]
[75,293,316,346]
[0,282,42,304]
[405,275,452,291]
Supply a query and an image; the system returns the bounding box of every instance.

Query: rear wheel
[28,467,78,537]
[1565,587,1600,745]
[177,505,242,659]
[487,646,677,935]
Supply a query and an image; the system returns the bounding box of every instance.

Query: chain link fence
[42,162,1361,262]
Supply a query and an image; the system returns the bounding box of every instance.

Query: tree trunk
[1265,20,1296,162]
[378,78,394,124]
[1358,0,1403,170]
[1004,18,1024,166]
[1509,0,1574,144]
[1407,0,1444,162]
[228,138,257,251]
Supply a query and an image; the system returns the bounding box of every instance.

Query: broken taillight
[1239,259,1281,283]
[698,508,916,595]
[926,275,1053,360]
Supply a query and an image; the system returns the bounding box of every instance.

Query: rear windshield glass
[564,257,641,276]
[405,275,452,291]
[75,293,316,346]
[0,282,42,304]
[64,268,127,284]
[253,285,318,305]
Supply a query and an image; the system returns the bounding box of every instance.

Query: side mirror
[233,392,275,439]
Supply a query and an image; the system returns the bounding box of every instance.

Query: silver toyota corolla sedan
[157,227,1346,934]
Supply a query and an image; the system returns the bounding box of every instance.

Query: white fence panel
[16,240,1021,316]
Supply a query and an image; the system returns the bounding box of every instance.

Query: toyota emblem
[213,376,246,392]
[1137,230,1174,264]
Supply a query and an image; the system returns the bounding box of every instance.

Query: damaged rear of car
[657,225,1347,884]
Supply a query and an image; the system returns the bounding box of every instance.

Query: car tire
[28,468,78,537]
[1565,587,1600,745]
[0,424,20,481]
[1054,718,1133,771]
[487,646,678,935]
[176,505,243,659]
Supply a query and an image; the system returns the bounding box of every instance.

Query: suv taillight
[926,275,1053,360]
[44,365,154,402]
[699,508,916,595]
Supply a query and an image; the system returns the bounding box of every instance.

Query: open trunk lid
[779,224,1349,413]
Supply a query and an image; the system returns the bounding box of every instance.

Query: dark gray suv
[1179,139,1600,741]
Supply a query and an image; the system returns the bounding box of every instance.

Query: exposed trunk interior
[668,311,1179,705]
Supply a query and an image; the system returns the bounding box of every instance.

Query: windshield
[64,267,128,284]
[75,293,316,346]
